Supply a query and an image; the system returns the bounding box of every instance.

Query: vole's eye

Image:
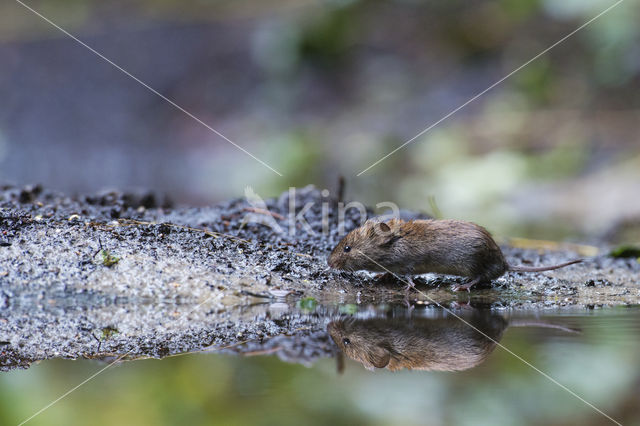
[343,338,351,345]
[344,245,351,253]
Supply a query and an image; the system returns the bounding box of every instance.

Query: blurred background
[1,0,639,238]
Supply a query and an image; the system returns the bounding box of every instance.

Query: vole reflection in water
[328,311,577,372]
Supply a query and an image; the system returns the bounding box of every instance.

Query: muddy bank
[0,184,639,371]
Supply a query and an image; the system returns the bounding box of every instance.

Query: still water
[1,303,638,426]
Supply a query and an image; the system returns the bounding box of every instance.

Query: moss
[101,327,119,340]
[609,245,640,259]
[297,297,318,312]
[101,249,120,267]
[339,304,358,315]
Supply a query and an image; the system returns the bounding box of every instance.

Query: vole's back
[329,315,508,372]
[394,220,508,280]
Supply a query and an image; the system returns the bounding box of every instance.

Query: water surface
[1,302,638,425]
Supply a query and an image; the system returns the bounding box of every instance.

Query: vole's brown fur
[327,314,578,372]
[328,315,503,371]
[327,218,581,291]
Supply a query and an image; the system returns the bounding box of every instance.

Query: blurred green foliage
[609,245,640,259]
[297,296,318,311]
[297,1,361,68]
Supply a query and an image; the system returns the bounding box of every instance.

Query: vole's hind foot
[404,276,416,295]
[374,272,397,285]
[452,283,472,292]
[403,296,415,313]
[452,278,481,292]
[402,277,416,312]
[450,300,473,310]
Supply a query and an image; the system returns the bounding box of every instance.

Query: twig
[506,237,599,257]
[90,332,102,353]
[337,175,346,203]
[240,347,282,357]
[242,207,286,221]
[239,290,272,299]
[427,195,443,219]
[91,237,103,259]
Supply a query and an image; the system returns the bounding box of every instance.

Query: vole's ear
[367,221,391,238]
[367,345,391,369]
[376,224,402,248]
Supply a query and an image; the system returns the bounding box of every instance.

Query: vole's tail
[509,320,581,334]
[509,259,582,273]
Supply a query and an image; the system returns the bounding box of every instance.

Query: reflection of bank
[328,310,578,372]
